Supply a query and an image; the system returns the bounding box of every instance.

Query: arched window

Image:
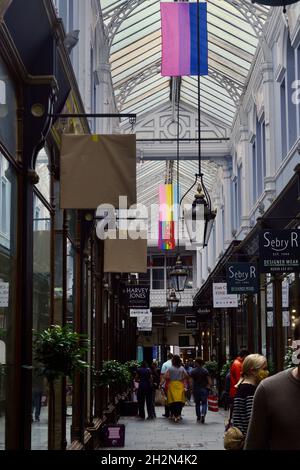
[35,148,50,202]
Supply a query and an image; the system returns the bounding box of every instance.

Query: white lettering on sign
[213,283,238,308]
[130,309,151,317]
[127,287,148,300]
[263,231,299,251]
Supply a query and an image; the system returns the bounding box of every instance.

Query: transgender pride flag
[161,2,208,77]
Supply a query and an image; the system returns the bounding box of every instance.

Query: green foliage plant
[33,325,89,382]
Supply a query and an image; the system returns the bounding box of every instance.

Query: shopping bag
[155,388,166,406]
[208,393,219,412]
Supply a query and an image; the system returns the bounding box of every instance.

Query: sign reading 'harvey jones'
[259,230,300,273]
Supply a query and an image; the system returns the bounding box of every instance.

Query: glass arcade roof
[99,0,269,219]
[101,0,269,125]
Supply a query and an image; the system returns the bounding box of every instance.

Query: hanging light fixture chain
[197,0,201,178]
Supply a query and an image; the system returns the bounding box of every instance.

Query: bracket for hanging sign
[48,113,137,125]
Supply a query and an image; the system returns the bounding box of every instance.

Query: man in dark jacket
[244,319,300,450]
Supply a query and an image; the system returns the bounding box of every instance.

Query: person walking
[244,319,300,450]
[189,357,212,423]
[160,352,173,418]
[165,355,189,423]
[150,361,160,418]
[232,354,268,438]
[136,361,154,420]
[32,371,44,422]
[230,349,249,400]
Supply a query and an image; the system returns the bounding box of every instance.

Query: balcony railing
[150,289,197,308]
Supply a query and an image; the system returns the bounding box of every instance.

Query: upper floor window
[0,57,17,157]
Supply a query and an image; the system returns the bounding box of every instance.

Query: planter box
[120,400,138,416]
[102,424,125,447]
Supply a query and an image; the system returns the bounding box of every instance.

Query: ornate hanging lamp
[166,289,180,314]
[169,256,188,292]
[181,0,216,248]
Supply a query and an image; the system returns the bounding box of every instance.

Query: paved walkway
[114,404,226,451]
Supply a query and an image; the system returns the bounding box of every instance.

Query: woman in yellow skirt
[165,355,189,423]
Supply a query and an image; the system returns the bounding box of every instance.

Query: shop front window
[0,152,17,450]
[32,194,51,449]
[0,58,17,157]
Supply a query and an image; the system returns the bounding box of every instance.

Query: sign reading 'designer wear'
[226,263,258,294]
[213,283,238,308]
[259,230,300,273]
[125,285,150,309]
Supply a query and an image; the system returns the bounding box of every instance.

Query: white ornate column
[201,247,208,283]
[95,62,113,134]
[261,59,276,203]
[239,121,251,236]
[196,249,202,288]
[214,196,223,260]
[222,162,233,248]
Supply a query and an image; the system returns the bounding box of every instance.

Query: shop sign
[213,283,238,308]
[282,280,289,308]
[259,230,300,273]
[267,311,273,327]
[185,316,197,329]
[282,310,290,327]
[130,309,151,317]
[0,282,9,308]
[267,285,273,308]
[137,312,152,331]
[226,263,258,294]
[125,285,150,309]
[198,307,212,316]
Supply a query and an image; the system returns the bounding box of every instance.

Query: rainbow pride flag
[158,184,179,250]
[160,2,208,77]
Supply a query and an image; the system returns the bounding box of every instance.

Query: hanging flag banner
[213,283,238,308]
[226,263,259,294]
[160,2,208,76]
[259,230,300,273]
[158,184,178,250]
[60,134,136,209]
[137,312,152,331]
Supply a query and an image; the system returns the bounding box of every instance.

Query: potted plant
[33,325,89,449]
[33,324,89,382]
[94,360,131,390]
[203,360,219,378]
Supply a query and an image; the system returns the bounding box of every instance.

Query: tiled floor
[105,404,227,451]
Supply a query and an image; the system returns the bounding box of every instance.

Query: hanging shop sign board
[0,282,9,308]
[226,263,259,294]
[137,312,152,331]
[126,285,150,309]
[259,230,300,273]
[130,309,151,318]
[185,316,197,329]
[213,283,238,308]
[60,134,136,209]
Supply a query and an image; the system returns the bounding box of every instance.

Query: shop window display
[0,152,17,449]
